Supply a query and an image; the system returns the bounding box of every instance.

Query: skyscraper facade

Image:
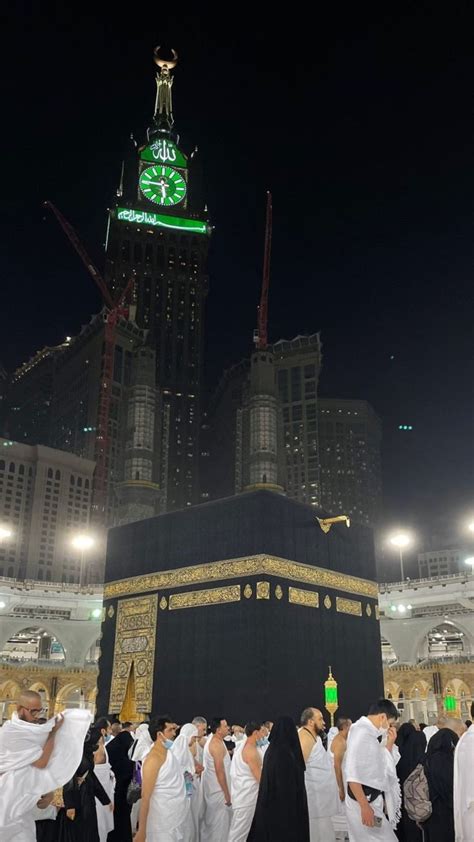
[7,50,210,522]
[318,398,382,527]
[0,439,95,583]
[204,336,382,528]
[273,334,322,506]
[104,49,211,511]
[7,341,69,447]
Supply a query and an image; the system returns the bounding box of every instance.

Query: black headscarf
[396,722,427,785]
[247,716,309,842]
[424,728,459,806]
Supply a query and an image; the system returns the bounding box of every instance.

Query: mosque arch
[416,620,472,662]
[384,680,401,700]
[0,679,22,722]
[55,682,84,712]
[408,679,431,700]
[0,623,67,662]
[0,679,21,701]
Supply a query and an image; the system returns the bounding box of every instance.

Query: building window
[47,468,53,479]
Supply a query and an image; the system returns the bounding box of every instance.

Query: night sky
[2,6,473,574]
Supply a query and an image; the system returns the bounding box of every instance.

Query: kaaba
[97,490,383,724]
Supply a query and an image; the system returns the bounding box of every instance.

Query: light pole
[388,532,412,581]
[71,534,95,587]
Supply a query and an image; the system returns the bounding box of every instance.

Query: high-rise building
[204,338,382,527]
[418,548,463,578]
[9,50,210,521]
[104,49,211,511]
[50,313,159,528]
[204,334,322,505]
[318,398,382,527]
[7,341,70,447]
[0,439,95,583]
[0,364,7,435]
[201,360,250,501]
[273,334,322,506]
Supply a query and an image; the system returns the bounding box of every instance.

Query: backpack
[403,763,432,823]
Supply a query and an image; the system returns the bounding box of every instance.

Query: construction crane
[43,201,133,524]
[254,191,273,350]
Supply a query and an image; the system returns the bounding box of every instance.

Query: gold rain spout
[316,515,351,534]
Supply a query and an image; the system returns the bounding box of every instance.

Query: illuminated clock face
[139,165,187,207]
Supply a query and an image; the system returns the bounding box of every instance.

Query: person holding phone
[344,699,401,841]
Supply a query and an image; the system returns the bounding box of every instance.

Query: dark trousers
[108,778,132,842]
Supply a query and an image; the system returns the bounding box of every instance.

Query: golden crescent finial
[153,46,178,70]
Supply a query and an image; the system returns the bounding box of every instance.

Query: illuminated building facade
[0,439,95,583]
[104,50,211,511]
[7,342,69,447]
[318,398,382,527]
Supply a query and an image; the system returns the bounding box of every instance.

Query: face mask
[163,739,174,749]
[257,737,269,747]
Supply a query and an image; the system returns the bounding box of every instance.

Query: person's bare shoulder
[210,735,225,759]
[331,734,346,756]
[242,741,258,762]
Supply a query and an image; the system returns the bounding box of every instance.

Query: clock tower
[105,48,211,511]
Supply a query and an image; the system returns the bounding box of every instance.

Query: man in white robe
[0,691,91,842]
[454,707,474,842]
[134,715,188,842]
[229,721,263,842]
[344,699,401,842]
[201,717,232,842]
[299,707,339,842]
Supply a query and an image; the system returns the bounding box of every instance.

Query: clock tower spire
[105,46,211,514]
[152,46,178,136]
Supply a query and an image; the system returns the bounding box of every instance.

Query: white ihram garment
[344,716,400,842]
[0,709,91,841]
[171,724,199,842]
[330,738,348,837]
[228,740,260,842]
[422,724,438,746]
[301,731,338,842]
[145,748,189,842]
[454,724,474,842]
[94,752,115,842]
[128,722,153,832]
[201,738,232,842]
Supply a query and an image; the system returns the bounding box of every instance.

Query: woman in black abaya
[395,722,427,842]
[247,715,309,842]
[422,728,459,842]
[106,729,134,842]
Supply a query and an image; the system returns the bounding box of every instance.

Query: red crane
[254,191,273,350]
[43,201,133,523]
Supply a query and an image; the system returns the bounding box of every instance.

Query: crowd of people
[0,690,473,842]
